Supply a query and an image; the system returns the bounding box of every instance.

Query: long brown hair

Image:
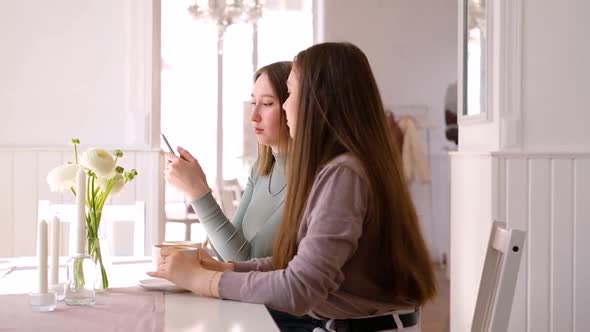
[272,43,436,305]
[253,61,292,176]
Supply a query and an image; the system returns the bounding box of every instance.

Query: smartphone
[160,133,177,156]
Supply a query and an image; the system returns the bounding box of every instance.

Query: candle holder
[30,292,57,312]
[49,283,66,301]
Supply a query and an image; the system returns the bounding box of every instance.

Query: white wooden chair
[165,201,200,241]
[38,200,146,257]
[471,221,526,332]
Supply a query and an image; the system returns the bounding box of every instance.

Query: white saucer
[138,278,186,292]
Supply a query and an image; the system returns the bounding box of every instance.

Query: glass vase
[88,234,110,291]
[87,208,110,290]
[64,253,96,306]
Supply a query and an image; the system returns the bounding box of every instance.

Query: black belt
[326,311,419,331]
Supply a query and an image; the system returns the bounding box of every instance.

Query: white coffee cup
[160,241,203,248]
[151,242,200,270]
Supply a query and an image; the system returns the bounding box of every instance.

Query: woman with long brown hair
[151,43,436,331]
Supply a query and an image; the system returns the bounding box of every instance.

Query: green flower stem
[83,173,116,290]
[71,139,80,165]
[87,236,108,289]
[73,257,85,289]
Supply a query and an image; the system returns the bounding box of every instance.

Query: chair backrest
[471,221,526,332]
[38,200,146,257]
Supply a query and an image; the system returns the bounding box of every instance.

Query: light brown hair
[272,43,436,305]
[253,61,292,176]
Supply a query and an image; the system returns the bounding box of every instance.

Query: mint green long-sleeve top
[190,154,286,261]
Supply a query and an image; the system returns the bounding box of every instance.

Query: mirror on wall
[462,0,487,117]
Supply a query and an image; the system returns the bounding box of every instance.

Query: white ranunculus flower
[96,174,125,196]
[46,164,80,192]
[80,148,116,178]
[110,175,125,195]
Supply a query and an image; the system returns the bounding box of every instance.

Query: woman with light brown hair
[151,43,436,331]
[163,61,292,261]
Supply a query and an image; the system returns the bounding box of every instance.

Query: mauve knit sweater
[219,154,414,319]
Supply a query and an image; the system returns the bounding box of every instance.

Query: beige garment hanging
[397,116,431,184]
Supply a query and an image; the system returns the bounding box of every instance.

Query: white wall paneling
[527,158,551,332]
[574,158,590,331]
[549,159,574,332]
[0,148,162,257]
[12,152,38,258]
[0,152,14,257]
[452,153,590,332]
[504,157,528,332]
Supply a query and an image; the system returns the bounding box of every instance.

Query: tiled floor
[421,266,450,332]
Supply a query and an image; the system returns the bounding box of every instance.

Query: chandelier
[186,0,264,199]
[188,0,263,28]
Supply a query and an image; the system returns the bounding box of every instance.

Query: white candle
[37,219,48,294]
[50,216,60,285]
[74,168,86,255]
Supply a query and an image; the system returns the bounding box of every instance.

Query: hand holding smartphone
[160,133,177,156]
